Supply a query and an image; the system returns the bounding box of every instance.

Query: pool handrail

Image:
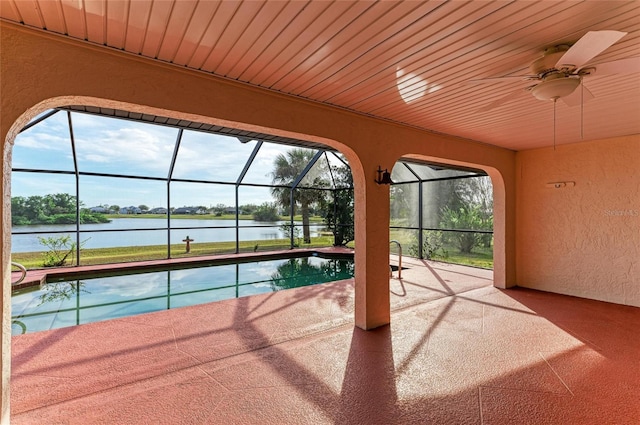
[390,240,402,280]
[11,262,27,285]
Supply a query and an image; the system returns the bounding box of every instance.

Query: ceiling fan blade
[468,75,537,84]
[561,83,594,107]
[477,88,528,112]
[556,30,627,70]
[589,57,640,75]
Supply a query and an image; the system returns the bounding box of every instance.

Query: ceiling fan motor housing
[528,45,582,101]
[530,45,573,75]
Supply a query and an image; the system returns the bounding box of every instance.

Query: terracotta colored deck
[11,256,640,424]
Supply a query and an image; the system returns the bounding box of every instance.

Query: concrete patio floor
[11,256,640,424]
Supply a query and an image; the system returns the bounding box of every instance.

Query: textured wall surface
[517,135,640,306]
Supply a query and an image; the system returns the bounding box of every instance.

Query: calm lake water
[11,218,322,253]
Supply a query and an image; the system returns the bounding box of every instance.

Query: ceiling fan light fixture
[531,76,581,101]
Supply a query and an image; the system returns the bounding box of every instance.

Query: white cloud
[11,173,75,197]
[15,132,69,150]
[84,153,110,163]
[243,262,279,278]
[171,133,256,181]
[95,274,165,297]
[75,126,177,173]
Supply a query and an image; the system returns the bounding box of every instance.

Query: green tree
[438,176,493,253]
[11,193,109,225]
[320,163,354,246]
[454,176,493,248]
[240,204,258,215]
[270,149,326,244]
[48,193,76,214]
[440,205,484,253]
[211,203,228,216]
[390,184,415,226]
[253,202,280,221]
[11,196,30,225]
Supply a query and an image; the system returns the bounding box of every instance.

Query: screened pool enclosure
[11,107,493,270]
[389,162,494,269]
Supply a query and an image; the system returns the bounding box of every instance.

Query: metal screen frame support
[236,141,263,253]
[67,111,82,265]
[402,163,422,259]
[288,150,324,248]
[418,182,424,259]
[19,109,59,134]
[167,129,183,259]
[289,188,295,248]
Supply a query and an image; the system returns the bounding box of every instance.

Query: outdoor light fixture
[375,166,393,185]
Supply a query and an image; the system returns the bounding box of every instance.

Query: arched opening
[8,104,359,334]
[393,155,508,288]
[389,160,494,269]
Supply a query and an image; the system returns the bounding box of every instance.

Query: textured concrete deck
[11,256,640,424]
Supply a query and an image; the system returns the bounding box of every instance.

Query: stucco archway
[400,154,510,289]
[1,97,381,423]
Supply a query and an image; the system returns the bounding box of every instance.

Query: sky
[11,110,338,209]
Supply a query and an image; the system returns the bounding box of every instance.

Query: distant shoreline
[103,213,325,222]
[11,213,325,225]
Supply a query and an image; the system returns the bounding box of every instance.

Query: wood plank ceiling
[1,0,639,151]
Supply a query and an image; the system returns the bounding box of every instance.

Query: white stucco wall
[516,135,640,306]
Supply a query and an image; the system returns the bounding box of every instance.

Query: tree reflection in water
[38,280,88,306]
[270,256,354,291]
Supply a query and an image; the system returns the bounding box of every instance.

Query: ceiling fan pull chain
[581,81,584,140]
[553,98,557,151]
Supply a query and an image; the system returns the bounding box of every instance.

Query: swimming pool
[11,253,354,335]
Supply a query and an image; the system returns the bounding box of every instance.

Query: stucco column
[0,109,20,425]
[353,163,392,330]
[1,160,9,425]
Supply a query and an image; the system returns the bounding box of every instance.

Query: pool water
[11,254,354,335]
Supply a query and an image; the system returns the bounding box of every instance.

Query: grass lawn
[12,236,337,269]
[434,246,493,269]
[389,228,493,269]
[13,226,491,271]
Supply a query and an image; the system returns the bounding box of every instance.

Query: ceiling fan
[473,30,640,111]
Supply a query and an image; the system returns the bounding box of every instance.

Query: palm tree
[270,148,326,244]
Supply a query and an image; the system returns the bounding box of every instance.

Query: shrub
[440,205,489,253]
[279,223,302,247]
[38,235,77,267]
[253,202,280,222]
[409,230,447,260]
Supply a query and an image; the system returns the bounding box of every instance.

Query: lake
[11,218,323,253]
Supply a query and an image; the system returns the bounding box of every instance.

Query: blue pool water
[11,254,354,335]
